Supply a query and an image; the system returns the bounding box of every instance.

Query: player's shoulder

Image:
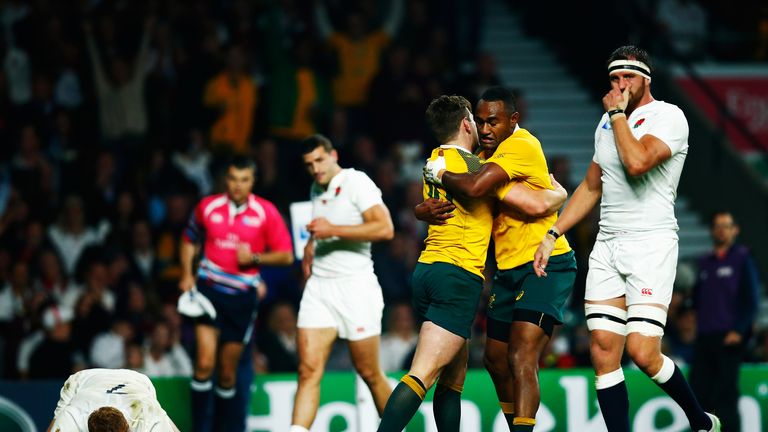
[645,100,686,120]
[198,193,228,209]
[495,128,542,155]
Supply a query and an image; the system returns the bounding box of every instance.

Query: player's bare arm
[500,174,568,219]
[534,161,603,277]
[307,203,394,241]
[179,239,200,292]
[413,198,456,225]
[302,237,314,280]
[604,83,672,176]
[237,243,294,266]
[440,162,509,199]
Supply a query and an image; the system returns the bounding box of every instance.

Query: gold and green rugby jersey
[485,128,572,270]
[418,145,493,278]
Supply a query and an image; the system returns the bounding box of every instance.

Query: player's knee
[625,337,662,374]
[482,345,507,377]
[195,357,215,378]
[297,358,324,382]
[354,363,383,384]
[217,368,237,388]
[507,344,538,373]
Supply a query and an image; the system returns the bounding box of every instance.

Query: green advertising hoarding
[153,366,768,431]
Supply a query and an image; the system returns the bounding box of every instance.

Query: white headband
[608,59,651,81]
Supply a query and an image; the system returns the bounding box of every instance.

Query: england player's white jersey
[310,168,384,278]
[593,100,688,238]
[50,368,175,432]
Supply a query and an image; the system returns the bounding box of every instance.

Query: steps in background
[481,0,712,259]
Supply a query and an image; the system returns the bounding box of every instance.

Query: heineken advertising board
[2,367,767,431]
[152,366,768,432]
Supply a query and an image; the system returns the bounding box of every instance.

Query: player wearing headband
[533,45,720,432]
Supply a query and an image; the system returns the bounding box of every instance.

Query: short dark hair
[301,134,334,154]
[228,155,256,172]
[479,86,517,113]
[710,210,735,226]
[425,95,472,143]
[88,406,129,432]
[606,45,652,72]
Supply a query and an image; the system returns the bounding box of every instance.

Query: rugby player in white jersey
[47,368,179,432]
[289,134,394,432]
[533,45,720,432]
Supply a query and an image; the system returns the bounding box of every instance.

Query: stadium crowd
[0,0,765,385]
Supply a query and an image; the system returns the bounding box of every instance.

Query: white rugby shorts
[585,235,677,307]
[297,272,384,341]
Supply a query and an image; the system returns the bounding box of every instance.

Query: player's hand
[256,280,267,301]
[307,217,335,239]
[178,273,195,293]
[602,86,629,112]
[423,150,446,186]
[302,242,314,280]
[414,198,456,225]
[237,244,253,265]
[533,235,556,277]
[723,330,742,346]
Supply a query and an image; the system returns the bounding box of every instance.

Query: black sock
[190,378,213,432]
[656,364,712,430]
[596,378,630,432]
[214,386,236,432]
[433,383,461,432]
[378,375,427,432]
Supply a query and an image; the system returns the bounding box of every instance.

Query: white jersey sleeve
[642,104,688,155]
[348,170,384,213]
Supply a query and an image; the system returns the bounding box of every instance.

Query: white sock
[289,426,310,432]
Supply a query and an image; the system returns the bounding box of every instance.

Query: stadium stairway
[481,0,712,261]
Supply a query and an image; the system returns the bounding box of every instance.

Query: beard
[626,79,647,112]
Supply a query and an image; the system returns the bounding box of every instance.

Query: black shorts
[197,281,258,344]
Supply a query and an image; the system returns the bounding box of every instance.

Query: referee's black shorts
[196,281,258,344]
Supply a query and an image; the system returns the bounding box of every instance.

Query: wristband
[546,228,561,240]
[608,108,625,119]
[251,254,261,265]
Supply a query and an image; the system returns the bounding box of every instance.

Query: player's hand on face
[414,198,456,225]
[306,217,335,239]
[602,83,629,112]
[236,244,253,265]
[423,150,446,186]
[178,274,195,293]
[533,235,556,278]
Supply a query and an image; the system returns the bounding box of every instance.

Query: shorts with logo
[197,280,258,344]
[411,261,484,339]
[297,272,384,341]
[487,251,577,341]
[586,234,677,307]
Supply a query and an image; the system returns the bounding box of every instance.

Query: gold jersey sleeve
[487,128,571,270]
[418,147,494,278]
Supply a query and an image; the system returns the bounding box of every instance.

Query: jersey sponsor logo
[716,266,733,277]
[335,186,342,196]
[488,293,496,309]
[633,118,646,129]
[516,291,525,301]
[107,384,127,394]
[356,326,365,333]
[242,216,262,227]
[601,120,612,130]
[210,213,224,224]
[641,288,653,296]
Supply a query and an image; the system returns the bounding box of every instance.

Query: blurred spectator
[47,195,109,277]
[125,343,144,371]
[34,249,79,310]
[128,220,160,285]
[28,305,82,379]
[84,17,152,146]
[142,321,192,377]
[461,53,501,105]
[655,0,708,60]
[257,302,299,373]
[80,261,116,314]
[10,125,53,218]
[666,305,697,366]
[690,211,761,432]
[314,0,403,137]
[171,129,214,196]
[203,44,256,154]
[378,302,417,372]
[70,290,112,362]
[90,319,134,369]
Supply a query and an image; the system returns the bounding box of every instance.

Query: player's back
[52,369,173,432]
[419,146,493,278]
[486,128,571,270]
